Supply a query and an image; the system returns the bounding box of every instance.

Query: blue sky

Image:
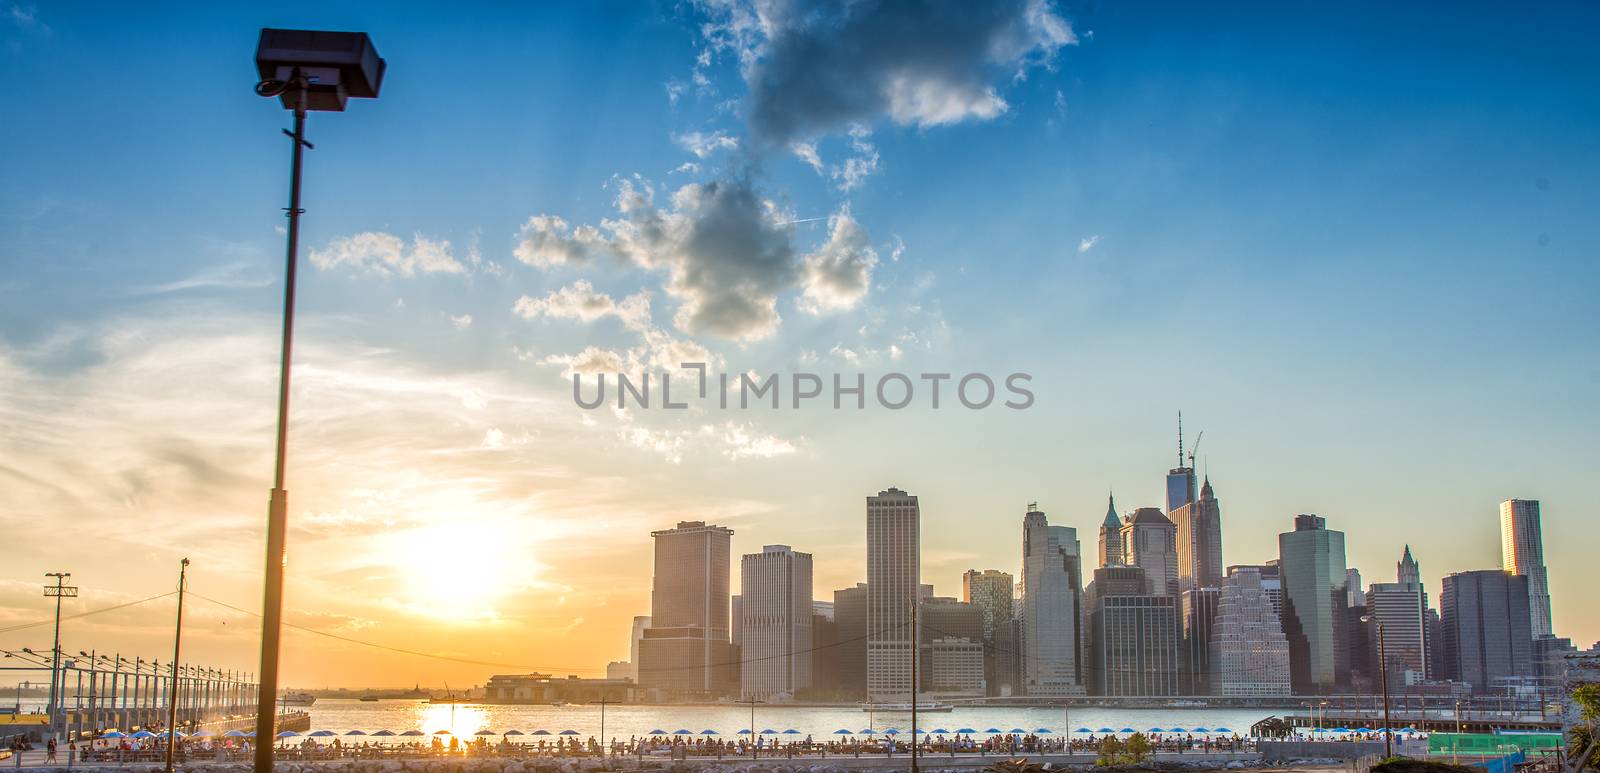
[2,0,1597,684]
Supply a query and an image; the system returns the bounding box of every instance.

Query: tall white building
[1020,505,1085,695]
[1122,507,1179,597]
[867,487,920,701]
[740,545,814,701]
[1500,498,1553,637]
[1210,566,1292,696]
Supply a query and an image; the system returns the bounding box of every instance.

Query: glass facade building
[1277,513,1348,694]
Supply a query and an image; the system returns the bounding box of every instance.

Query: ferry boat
[861,702,954,713]
[359,695,380,702]
[281,692,317,707]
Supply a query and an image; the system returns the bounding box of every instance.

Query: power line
[0,591,178,636]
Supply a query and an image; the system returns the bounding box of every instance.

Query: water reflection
[420,703,488,739]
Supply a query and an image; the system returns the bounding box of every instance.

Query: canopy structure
[783,729,801,735]
[223,730,249,738]
[674,730,695,735]
[531,730,550,736]
[131,731,158,739]
[700,730,718,735]
[308,730,336,737]
[1076,727,1093,733]
[474,730,496,736]
[1035,728,1052,734]
[276,731,300,739]
[100,731,127,739]
[399,730,424,737]
[957,728,978,734]
[1009,728,1027,734]
[648,730,667,735]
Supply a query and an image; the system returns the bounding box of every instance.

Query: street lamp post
[250,29,383,773]
[43,572,77,742]
[165,558,189,773]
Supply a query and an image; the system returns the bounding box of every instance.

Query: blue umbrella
[345,730,368,736]
[736,729,752,735]
[1097,727,1115,733]
[309,730,337,737]
[399,730,424,737]
[503,731,524,737]
[132,731,158,739]
[1035,728,1053,734]
[531,730,551,736]
[1192,727,1210,733]
[370,730,396,737]
[100,731,128,739]
[1076,727,1093,733]
[783,729,801,735]
[1149,727,1165,733]
[1213,727,1233,733]
[474,730,497,737]
[648,729,667,735]
[985,728,1005,734]
[860,729,875,735]
[913,729,927,735]
[1355,728,1373,733]
[1009,728,1027,734]
[1120,728,1136,733]
[759,729,778,735]
[833,729,854,735]
[700,730,718,735]
[957,728,978,734]
[932,729,951,735]
[276,731,301,739]
[883,729,901,736]
[558,730,579,736]
[674,730,695,736]
[1169,728,1187,733]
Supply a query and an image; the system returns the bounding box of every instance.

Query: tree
[1568,684,1600,773]
[1125,732,1152,763]
[1096,735,1125,766]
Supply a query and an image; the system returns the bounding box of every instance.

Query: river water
[305,700,1281,741]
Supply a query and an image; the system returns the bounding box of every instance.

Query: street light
[1361,615,1393,759]
[251,28,384,773]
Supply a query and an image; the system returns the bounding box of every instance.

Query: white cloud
[450,314,473,331]
[310,232,466,277]
[675,130,740,159]
[799,208,878,314]
[513,280,652,333]
[1078,234,1100,253]
[512,216,608,268]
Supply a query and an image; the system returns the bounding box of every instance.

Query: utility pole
[44,572,77,742]
[910,599,919,773]
[747,697,757,760]
[1377,623,1392,759]
[597,696,610,765]
[165,558,189,773]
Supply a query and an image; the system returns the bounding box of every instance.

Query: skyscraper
[1086,566,1180,697]
[628,615,651,681]
[1166,414,1197,516]
[1121,507,1179,597]
[1278,513,1349,694]
[833,583,868,699]
[867,487,919,701]
[739,545,814,701]
[1210,566,1292,696]
[1180,587,1221,695]
[1499,499,1553,638]
[638,521,737,698]
[962,569,1014,696]
[1172,476,1224,592]
[1366,546,1429,684]
[1440,570,1535,693]
[1098,493,1124,569]
[1020,505,1085,695]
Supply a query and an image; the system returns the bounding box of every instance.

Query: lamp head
[255,28,385,112]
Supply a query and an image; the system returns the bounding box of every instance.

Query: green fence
[1427,733,1563,755]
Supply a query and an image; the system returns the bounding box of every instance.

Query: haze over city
[2,0,1597,695]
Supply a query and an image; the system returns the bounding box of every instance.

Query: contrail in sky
[775,216,828,226]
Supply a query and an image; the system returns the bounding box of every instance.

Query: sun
[388,518,517,622]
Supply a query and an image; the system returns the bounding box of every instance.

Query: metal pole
[44,572,75,743]
[255,73,311,773]
[1378,624,1391,759]
[910,599,918,773]
[165,559,188,773]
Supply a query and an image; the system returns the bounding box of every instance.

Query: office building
[627,615,651,682]
[834,583,868,699]
[1020,505,1085,695]
[1088,593,1181,696]
[739,545,814,701]
[1440,570,1535,693]
[963,569,1015,696]
[1366,546,1429,684]
[638,521,737,699]
[1173,476,1224,593]
[1098,494,1124,568]
[867,487,920,701]
[1121,507,1179,597]
[1209,566,1292,696]
[1278,513,1349,694]
[1500,499,1553,638]
[926,638,986,697]
[1181,587,1221,695]
[1166,415,1197,515]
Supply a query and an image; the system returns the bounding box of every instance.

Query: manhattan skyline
[2,0,1598,689]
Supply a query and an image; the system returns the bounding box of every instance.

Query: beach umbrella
[1097,727,1115,733]
[1213,727,1232,733]
[345,730,367,736]
[558,730,579,735]
[222,730,246,738]
[1148,727,1165,733]
[861,729,876,735]
[1035,728,1052,734]
[530,730,550,736]
[309,730,336,737]
[1119,728,1136,733]
[783,729,801,735]
[957,729,978,734]
[674,729,695,735]
[101,731,127,739]
[986,728,1005,734]
[399,730,424,737]
[1192,727,1210,733]
[1168,728,1186,733]
[883,729,901,736]
[833,729,853,735]
[1009,728,1027,734]
[1355,728,1373,733]
[371,730,396,737]
[1076,727,1093,733]
[276,731,300,738]
[933,729,951,735]
[648,729,667,735]
[504,730,524,736]
[700,730,718,735]
[245,732,257,738]
[191,729,215,738]
[432,730,452,736]
[913,729,927,735]
[736,729,752,735]
[760,729,778,735]
[474,730,496,737]
[132,731,158,739]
